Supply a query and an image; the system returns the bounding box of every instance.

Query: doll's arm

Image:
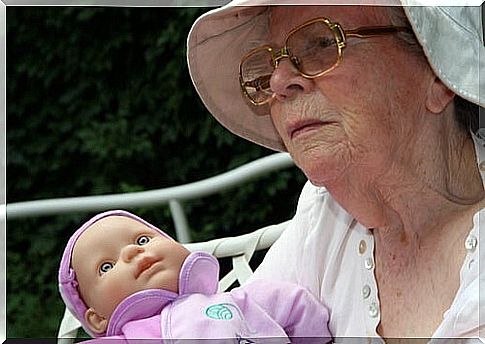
[235,279,332,343]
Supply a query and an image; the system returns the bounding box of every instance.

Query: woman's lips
[288,120,335,140]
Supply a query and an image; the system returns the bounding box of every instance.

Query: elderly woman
[187,1,484,340]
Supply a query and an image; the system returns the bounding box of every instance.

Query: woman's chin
[291,145,349,187]
[297,157,349,188]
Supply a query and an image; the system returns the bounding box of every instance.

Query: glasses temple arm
[345,26,412,38]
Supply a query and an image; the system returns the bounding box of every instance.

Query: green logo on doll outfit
[205,303,236,320]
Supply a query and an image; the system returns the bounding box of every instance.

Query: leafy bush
[7,7,306,338]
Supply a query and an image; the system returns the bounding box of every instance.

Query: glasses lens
[240,47,274,104]
[287,20,339,76]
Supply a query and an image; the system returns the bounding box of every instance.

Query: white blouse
[251,134,484,342]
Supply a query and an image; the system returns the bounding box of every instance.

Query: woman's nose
[269,59,314,102]
[121,244,144,263]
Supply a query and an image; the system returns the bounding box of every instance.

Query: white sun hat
[187,0,484,151]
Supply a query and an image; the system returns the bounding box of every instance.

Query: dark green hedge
[7,7,306,338]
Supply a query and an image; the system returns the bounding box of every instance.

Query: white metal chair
[6,152,294,243]
[57,220,289,343]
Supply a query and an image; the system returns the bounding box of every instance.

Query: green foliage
[7,7,306,338]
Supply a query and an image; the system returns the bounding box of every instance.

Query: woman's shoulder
[295,181,356,239]
[251,181,359,283]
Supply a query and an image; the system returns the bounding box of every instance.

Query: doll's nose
[121,244,144,262]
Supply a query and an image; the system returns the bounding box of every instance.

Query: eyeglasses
[239,17,411,105]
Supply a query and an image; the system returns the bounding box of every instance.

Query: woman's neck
[325,124,484,251]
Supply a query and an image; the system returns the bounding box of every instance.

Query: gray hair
[386,6,480,133]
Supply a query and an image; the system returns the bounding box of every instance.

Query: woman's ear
[84,308,108,334]
[426,76,455,114]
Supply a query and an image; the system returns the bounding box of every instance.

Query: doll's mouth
[136,258,159,278]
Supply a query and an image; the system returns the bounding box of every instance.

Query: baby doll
[59,210,332,343]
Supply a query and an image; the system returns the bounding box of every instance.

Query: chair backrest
[6,152,294,244]
[57,220,288,343]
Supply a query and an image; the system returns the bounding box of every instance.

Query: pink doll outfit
[59,210,332,343]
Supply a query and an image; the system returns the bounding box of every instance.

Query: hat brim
[188,4,286,151]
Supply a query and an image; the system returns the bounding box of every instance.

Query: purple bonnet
[58,209,172,337]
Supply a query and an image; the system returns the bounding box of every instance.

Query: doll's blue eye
[99,262,114,274]
[136,235,150,246]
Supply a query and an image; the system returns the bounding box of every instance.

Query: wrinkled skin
[266,5,484,337]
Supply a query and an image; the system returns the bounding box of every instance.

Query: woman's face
[268,6,433,187]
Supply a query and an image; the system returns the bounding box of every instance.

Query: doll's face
[71,216,190,333]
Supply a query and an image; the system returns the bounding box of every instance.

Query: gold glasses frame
[239,17,412,105]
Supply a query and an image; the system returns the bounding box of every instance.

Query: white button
[369,302,379,318]
[364,257,374,270]
[479,161,485,172]
[359,240,367,255]
[465,235,477,252]
[362,284,371,299]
